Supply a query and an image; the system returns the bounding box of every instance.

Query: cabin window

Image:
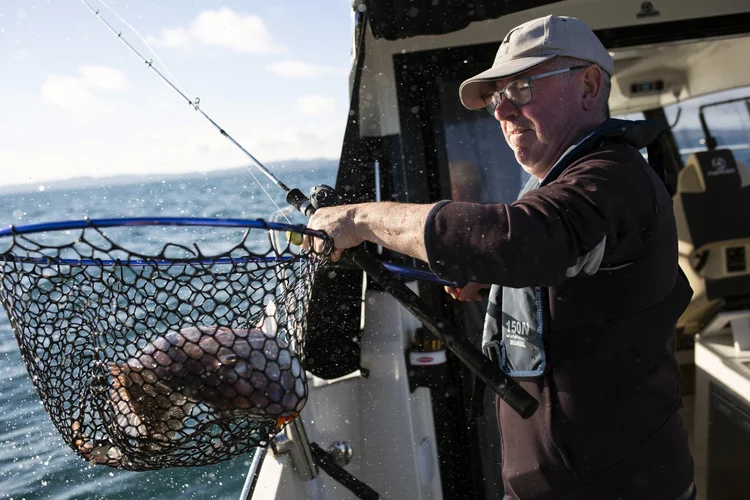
[665,89,750,168]
[436,78,526,204]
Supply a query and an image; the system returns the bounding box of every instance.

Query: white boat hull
[253,288,444,499]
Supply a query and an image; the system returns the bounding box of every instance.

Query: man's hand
[305,205,363,262]
[444,282,490,301]
[304,201,435,263]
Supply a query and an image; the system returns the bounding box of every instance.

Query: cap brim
[459,55,556,110]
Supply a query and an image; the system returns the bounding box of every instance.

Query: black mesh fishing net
[0,218,330,471]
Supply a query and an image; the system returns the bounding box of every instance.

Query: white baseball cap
[459,15,614,110]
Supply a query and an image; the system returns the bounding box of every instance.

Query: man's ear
[580,66,603,112]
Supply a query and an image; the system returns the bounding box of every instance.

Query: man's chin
[514,149,533,167]
[514,152,545,178]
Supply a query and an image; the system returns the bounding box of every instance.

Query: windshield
[615,86,750,168]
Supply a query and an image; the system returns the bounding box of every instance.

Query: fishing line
[80,0,295,223]
[93,0,182,89]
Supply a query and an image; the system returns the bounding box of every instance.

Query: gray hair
[600,71,611,118]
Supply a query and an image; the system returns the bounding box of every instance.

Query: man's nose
[494,95,518,122]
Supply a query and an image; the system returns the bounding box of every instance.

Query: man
[308,15,695,500]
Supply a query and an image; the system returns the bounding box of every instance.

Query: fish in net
[0,218,331,471]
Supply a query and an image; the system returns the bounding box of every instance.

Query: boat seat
[674,149,750,335]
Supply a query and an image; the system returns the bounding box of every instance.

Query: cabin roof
[363,0,563,41]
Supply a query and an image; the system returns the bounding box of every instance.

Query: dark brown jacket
[425,120,694,499]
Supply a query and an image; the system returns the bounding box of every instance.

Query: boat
[240,1,750,499]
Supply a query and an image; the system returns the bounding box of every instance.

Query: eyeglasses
[483,65,589,115]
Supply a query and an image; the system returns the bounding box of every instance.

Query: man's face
[488,62,583,177]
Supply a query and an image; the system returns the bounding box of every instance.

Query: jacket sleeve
[424,147,662,288]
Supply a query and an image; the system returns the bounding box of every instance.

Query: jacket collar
[539,118,668,187]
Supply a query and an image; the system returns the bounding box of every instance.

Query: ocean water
[1,148,749,500]
[0,164,337,500]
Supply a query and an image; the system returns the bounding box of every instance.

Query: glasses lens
[506,80,531,106]
[485,92,501,115]
[484,80,532,114]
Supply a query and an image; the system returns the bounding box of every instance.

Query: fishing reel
[309,184,341,211]
[285,184,340,218]
[282,184,340,246]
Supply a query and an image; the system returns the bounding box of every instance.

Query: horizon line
[0,157,341,195]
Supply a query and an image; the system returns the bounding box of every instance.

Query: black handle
[310,443,380,500]
[350,247,538,419]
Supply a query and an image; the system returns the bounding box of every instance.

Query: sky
[0,0,354,187]
[2,2,750,189]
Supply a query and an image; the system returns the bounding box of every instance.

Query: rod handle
[350,247,538,419]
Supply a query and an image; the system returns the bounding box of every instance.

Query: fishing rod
[80,0,537,417]
[79,0,459,289]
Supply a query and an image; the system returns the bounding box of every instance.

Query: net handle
[348,248,539,419]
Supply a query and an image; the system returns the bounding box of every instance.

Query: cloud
[245,124,345,162]
[296,95,335,116]
[0,121,344,188]
[79,65,130,92]
[267,60,347,78]
[148,27,191,48]
[147,7,286,54]
[41,75,98,112]
[41,65,129,118]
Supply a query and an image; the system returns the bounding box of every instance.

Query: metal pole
[238,447,268,500]
[374,160,382,255]
[697,95,750,151]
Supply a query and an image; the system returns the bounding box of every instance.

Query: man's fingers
[459,290,482,301]
[301,234,324,254]
[299,231,341,262]
[330,247,344,262]
[300,234,312,252]
[459,282,489,301]
[443,282,490,301]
